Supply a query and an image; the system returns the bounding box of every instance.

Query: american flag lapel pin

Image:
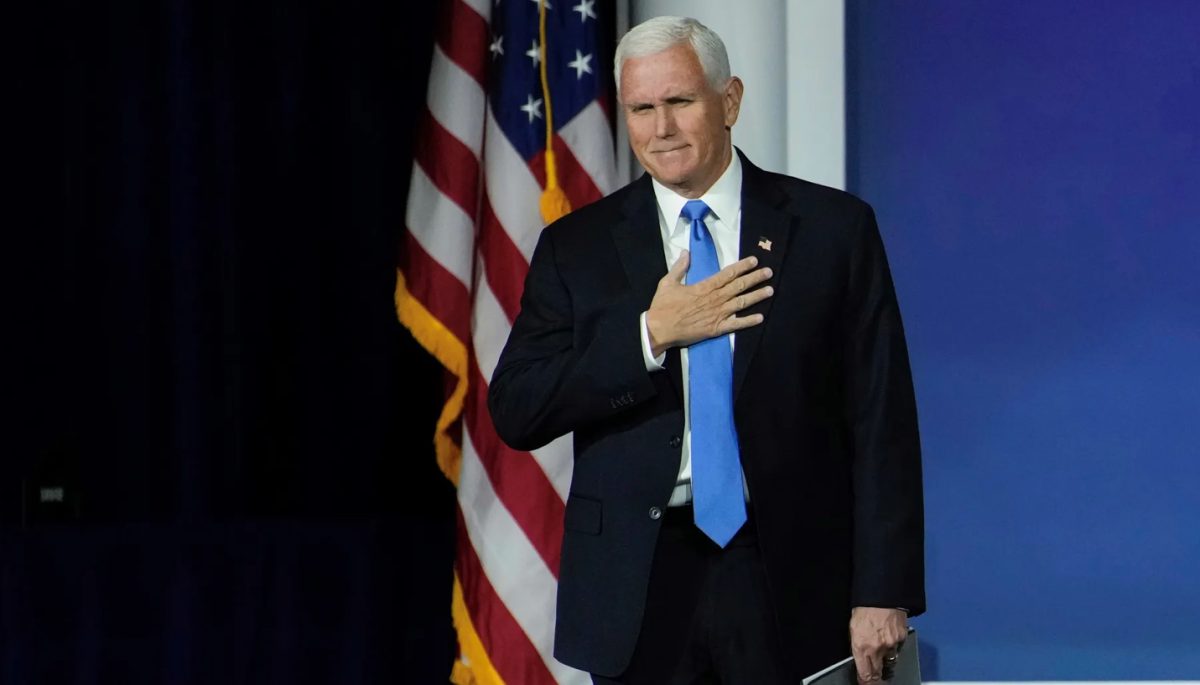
[758,237,772,251]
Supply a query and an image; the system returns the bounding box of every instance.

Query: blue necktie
[681,200,747,547]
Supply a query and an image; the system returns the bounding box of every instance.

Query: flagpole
[615,0,633,185]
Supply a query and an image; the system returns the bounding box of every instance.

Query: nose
[654,105,675,138]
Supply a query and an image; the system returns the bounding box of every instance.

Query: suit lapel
[734,153,794,401]
[613,176,684,403]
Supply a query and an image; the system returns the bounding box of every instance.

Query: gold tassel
[540,149,572,223]
[538,0,572,224]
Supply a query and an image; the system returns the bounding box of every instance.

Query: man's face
[619,42,743,199]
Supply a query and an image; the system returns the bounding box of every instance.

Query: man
[489,16,924,685]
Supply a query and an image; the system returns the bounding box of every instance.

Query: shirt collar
[650,150,743,234]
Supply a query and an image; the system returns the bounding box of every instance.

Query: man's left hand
[849,606,907,683]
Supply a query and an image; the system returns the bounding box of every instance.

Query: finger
[864,649,883,683]
[715,313,764,335]
[727,254,759,275]
[720,285,774,316]
[746,265,775,287]
[885,622,907,651]
[882,647,901,681]
[707,256,760,290]
[853,650,880,685]
[711,267,773,303]
[857,636,890,684]
[730,266,774,294]
[852,651,870,685]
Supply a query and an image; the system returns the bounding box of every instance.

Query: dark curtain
[5,0,456,682]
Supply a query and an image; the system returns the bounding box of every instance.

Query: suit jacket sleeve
[488,225,659,452]
[843,202,926,616]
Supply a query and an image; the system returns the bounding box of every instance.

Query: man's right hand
[645,251,774,358]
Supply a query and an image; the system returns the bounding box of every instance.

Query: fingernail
[765,286,774,296]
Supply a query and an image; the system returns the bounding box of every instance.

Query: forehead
[619,43,709,103]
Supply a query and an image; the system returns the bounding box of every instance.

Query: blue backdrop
[848,1,1200,678]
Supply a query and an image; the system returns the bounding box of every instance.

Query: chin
[649,163,697,188]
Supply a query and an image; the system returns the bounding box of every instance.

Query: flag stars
[489,35,504,59]
[567,50,593,79]
[525,39,541,67]
[530,0,551,8]
[520,93,544,123]
[572,0,596,22]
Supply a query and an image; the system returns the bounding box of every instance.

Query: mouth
[651,145,689,154]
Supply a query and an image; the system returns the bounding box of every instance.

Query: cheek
[680,115,712,144]
[628,124,654,150]
[624,115,652,137]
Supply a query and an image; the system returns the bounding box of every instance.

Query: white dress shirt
[637,153,750,507]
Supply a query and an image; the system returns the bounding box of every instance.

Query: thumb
[667,250,690,283]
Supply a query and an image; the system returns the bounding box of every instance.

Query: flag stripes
[397,0,614,682]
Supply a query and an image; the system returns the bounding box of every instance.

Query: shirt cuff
[639,311,666,371]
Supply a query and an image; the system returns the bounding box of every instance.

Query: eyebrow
[623,92,699,109]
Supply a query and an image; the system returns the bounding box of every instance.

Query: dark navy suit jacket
[488,152,925,678]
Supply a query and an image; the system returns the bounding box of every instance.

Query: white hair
[614,16,731,97]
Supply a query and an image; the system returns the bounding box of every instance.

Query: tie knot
[681,200,710,223]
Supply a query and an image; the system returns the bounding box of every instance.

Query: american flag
[396,0,616,683]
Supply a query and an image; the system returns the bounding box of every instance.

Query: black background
[4,0,478,681]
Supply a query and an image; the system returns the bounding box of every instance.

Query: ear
[722,76,744,129]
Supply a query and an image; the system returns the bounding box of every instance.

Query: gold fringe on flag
[396,276,490,684]
[450,573,506,685]
[393,269,468,486]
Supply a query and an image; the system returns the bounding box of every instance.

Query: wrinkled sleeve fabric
[488,227,658,453]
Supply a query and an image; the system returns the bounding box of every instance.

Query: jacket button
[668,435,681,448]
[648,506,663,520]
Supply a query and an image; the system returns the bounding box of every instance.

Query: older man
[489,16,924,685]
